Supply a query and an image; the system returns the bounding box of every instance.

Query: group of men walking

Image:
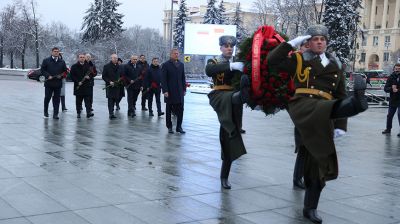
[41,23,386,223]
[41,48,186,134]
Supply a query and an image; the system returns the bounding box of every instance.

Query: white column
[370,0,377,29]
[394,0,400,28]
[382,0,389,28]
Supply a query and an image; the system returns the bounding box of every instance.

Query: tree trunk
[0,36,3,68]
[21,39,27,69]
[10,51,14,68]
[35,26,39,68]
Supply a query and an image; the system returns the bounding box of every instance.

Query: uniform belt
[295,88,333,100]
[213,84,234,90]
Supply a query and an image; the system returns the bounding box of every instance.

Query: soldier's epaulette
[207,58,218,65]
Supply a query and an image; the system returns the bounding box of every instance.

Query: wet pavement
[0,77,400,224]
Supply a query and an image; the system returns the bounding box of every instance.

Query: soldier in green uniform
[268,25,368,223]
[205,36,249,189]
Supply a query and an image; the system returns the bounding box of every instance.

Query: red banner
[251,26,276,97]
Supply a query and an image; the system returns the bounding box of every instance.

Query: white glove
[334,129,346,138]
[230,62,244,72]
[287,35,312,48]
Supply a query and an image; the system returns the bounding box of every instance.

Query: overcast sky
[0,0,252,33]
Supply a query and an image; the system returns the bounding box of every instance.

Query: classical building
[162,1,275,43]
[356,0,400,71]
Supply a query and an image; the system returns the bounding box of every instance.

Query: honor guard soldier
[205,35,250,190]
[268,25,368,223]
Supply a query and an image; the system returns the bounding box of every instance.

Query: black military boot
[232,75,250,105]
[303,181,322,223]
[331,75,368,119]
[293,149,305,189]
[220,160,232,189]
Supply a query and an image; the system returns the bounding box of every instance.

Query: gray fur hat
[219,35,237,46]
[306,25,329,39]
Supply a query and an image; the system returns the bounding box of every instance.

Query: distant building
[355,0,400,71]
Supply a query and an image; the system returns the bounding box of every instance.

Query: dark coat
[87,61,97,87]
[138,61,149,87]
[144,64,162,90]
[102,62,122,99]
[384,72,400,107]
[161,59,186,104]
[40,56,68,88]
[123,61,142,89]
[70,62,92,96]
[268,42,348,183]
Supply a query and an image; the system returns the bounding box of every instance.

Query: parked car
[27,68,71,82]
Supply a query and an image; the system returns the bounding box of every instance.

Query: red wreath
[237,26,295,116]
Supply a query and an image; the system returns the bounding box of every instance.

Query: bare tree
[253,0,272,26]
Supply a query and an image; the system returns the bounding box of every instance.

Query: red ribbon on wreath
[251,26,285,98]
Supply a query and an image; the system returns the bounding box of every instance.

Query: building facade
[356,0,400,71]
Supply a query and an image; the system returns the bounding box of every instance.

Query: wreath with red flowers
[236,26,295,116]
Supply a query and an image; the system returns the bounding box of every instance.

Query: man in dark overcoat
[70,53,94,118]
[123,55,142,117]
[161,48,186,134]
[41,47,68,119]
[382,63,400,136]
[268,25,368,223]
[145,57,164,117]
[102,54,122,119]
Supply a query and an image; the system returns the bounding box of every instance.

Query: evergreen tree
[232,3,247,45]
[322,0,361,64]
[203,0,219,24]
[81,0,102,43]
[217,0,229,24]
[81,0,124,43]
[173,0,189,51]
[101,0,124,39]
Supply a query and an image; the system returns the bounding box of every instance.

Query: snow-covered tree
[217,0,229,24]
[203,0,219,24]
[101,0,124,39]
[81,0,124,43]
[173,0,189,51]
[232,3,248,45]
[81,0,102,43]
[323,0,361,64]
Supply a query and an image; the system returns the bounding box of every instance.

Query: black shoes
[158,112,165,116]
[293,179,305,189]
[62,108,68,112]
[240,129,246,134]
[53,115,59,120]
[176,127,186,134]
[116,105,120,111]
[109,114,117,120]
[168,128,174,134]
[44,112,49,118]
[382,129,391,134]
[142,107,148,111]
[77,113,81,118]
[221,178,232,189]
[149,112,154,116]
[398,133,400,137]
[303,208,322,223]
[87,113,94,118]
